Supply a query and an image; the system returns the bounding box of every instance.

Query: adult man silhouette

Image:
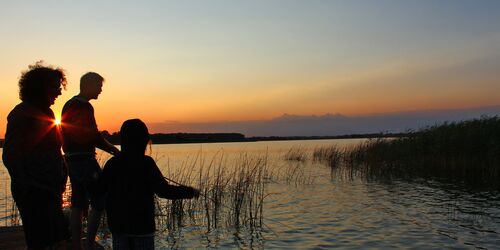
[61,72,119,250]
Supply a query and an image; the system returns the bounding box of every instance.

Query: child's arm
[150,158,199,199]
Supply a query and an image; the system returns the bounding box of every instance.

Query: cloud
[148,105,500,137]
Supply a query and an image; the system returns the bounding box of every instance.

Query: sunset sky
[1,1,500,135]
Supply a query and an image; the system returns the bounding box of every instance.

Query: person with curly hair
[3,61,69,249]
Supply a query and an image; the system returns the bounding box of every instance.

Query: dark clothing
[61,96,109,209]
[2,102,68,248]
[2,102,66,200]
[101,155,197,235]
[16,189,68,249]
[66,155,105,210]
[61,96,107,155]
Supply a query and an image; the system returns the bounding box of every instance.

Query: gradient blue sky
[1,1,500,134]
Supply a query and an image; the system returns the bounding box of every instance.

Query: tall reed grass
[313,117,500,187]
[2,146,315,238]
[154,151,269,233]
[284,146,308,162]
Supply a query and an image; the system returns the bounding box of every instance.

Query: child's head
[120,119,150,154]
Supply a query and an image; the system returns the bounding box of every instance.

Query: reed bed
[4,199,20,226]
[2,146,317,238]
[313,145,342,168]
[2,176,19,226]
[313,117,500,187]
[155,151,269,233]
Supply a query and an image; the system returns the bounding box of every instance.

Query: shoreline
[109,132,404,145]
[0,132,404,148]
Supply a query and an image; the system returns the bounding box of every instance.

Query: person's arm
[149,158,199,199]
[87,105,120,156]
[3,109,32,182]
[95,135,120,156]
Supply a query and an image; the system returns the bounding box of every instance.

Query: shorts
[66,155,105,211]
[16,189,69,249]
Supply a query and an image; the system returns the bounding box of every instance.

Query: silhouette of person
[2,62,69,249]
[100,119,199,249]
[60,72,120,250]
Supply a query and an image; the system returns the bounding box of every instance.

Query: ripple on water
[2,143,500,249]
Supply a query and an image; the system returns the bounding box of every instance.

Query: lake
[1,139,500,249]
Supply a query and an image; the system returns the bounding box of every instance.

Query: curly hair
[18,61,67,105]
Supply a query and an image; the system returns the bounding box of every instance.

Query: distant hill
[148,105,500,136]
[100,131,405,145]
[0,132,404,148]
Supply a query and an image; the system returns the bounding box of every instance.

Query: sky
[1,1,500,136]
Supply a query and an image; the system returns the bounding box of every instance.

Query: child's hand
[192,188,201,198]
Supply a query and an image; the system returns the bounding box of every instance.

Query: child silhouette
[100,119,199,249]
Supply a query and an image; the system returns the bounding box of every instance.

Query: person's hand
[192,188,200,198]
[111,147,120,156]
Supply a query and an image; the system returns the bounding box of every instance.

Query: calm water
[1,139,500,249]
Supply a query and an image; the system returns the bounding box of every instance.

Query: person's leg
[131,235,154,250]
[16,190,44,249]
[52,194,70,250]
[85,208,102,249]
[54,239,67,250]
[17,189,68,249]
[71,207,84,250]
[112,234,130,250]
[67,157,91,250]
[85,158,106,249]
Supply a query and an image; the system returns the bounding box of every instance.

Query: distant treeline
[100,131,407,145]
[248,133,405,142]
[101,131,247,145]
[0,132,406,148]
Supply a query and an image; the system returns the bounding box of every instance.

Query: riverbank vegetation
[313,116,500,187]
[88,152,271,241]
[156,152,268,232]
[4,116,499,237]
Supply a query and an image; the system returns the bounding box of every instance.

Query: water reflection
[0,139,499,249]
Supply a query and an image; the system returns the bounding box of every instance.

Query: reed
[284,146,308,162]
[155,151,268,233]
[7,200,20,226]
[313,145,342,168]
[313,116,500,187]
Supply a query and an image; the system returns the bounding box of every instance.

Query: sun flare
[54,119,61,126]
